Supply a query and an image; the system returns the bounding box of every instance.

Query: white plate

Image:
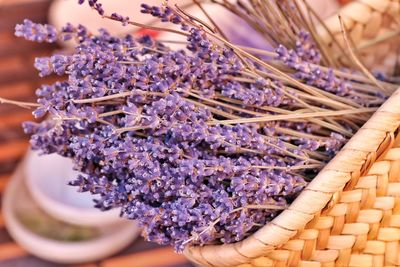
[24,150,123,227]
[3,164,140,264]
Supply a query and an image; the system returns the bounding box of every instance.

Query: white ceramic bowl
[2,165,140,263]
[24,150,124,227]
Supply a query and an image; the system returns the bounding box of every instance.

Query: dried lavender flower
[10,1,388,253]
[276,43,351,96]
[15,19,58,43]
[294,30,321,64]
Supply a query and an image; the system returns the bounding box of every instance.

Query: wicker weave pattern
[183,2,400,266]
[185,87,400,266]
[236,134,400,267]
[318,0,400,74]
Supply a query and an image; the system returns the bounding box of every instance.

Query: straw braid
[318,0,400,74]
[184,87,400,266]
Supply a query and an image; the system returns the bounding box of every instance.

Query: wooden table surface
[0,1,194,266]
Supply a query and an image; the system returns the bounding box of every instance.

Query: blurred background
[0,0,346,267]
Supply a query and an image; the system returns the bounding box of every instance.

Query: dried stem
[338,15,392,95]
[72,91,166,104]
[0,97,40,108]
[208,108,376,126]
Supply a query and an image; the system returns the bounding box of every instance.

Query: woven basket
[318,0,400,74]
[184,90,400,267]
[184,1,400,266]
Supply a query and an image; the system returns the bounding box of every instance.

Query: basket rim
[184,89,400,267]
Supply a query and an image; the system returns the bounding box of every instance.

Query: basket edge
[184,88,400,267]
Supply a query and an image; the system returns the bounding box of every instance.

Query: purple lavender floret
[94,2,104,16]
[141,4,188,30]
[295,30,321,64]
[140,4,181,24]
[15,19,58,43]
[34,55,71,77]
[110,13,130,26]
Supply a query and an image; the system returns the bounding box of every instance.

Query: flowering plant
[2,0,397,252]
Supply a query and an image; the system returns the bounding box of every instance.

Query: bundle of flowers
[2,0,397,252]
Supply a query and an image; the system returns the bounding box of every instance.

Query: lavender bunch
[6,1,395,252]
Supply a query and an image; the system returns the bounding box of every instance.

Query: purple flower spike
[276,32,351,97]
[15,19,58,43]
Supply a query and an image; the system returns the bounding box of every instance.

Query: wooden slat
[0,0,51,30]
[0,140,29,162]
[0,243,27,261]
[0,31,16,46]
[0,175,11,193]
[0,111,34,130]
[0,37,53,59]
[0,158,25,174]
[0,56,25,74]
[100,247,188,267]
[0,55,43,84]
[0,82,34,99]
